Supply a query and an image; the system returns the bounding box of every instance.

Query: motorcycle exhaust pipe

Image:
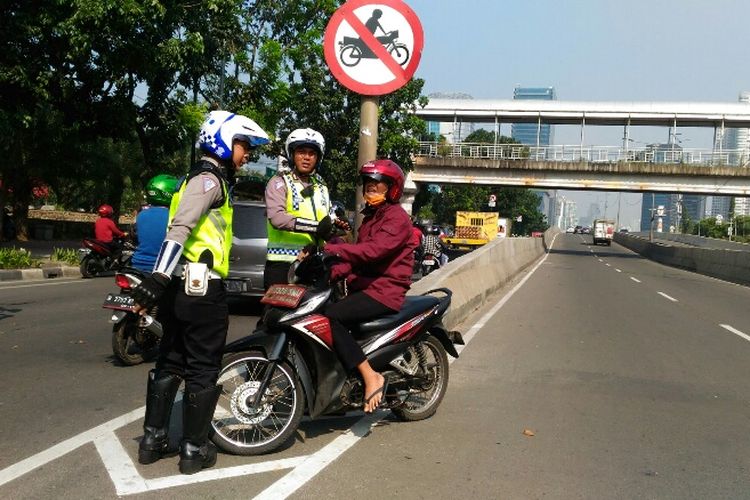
[139,314,163,338]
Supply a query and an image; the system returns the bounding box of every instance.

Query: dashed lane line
[720,324,750,343]
[657,291,678,302]
[630,277,641,283]
[615,269,622,273]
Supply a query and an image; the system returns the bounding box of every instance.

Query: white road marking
[719,324,750,343]
[605,263,611,267]
[657,291,678,302]
[94,433,147,495]
[598,258,603,262]
[254,233,561,499]
[630,277,641,283]
[0,406,145,487]
[1,234,561,497]
[615,269,622,273]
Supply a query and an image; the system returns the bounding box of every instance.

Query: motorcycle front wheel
[391,335,449,421]
[211,351,304,455]
[79,255,101,278]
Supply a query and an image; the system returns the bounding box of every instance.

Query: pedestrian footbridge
[409,98,750,195]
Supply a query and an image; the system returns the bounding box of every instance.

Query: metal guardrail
[416,142,750,167]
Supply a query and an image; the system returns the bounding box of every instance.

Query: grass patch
[51,247,80,266]
[0,248,41,269]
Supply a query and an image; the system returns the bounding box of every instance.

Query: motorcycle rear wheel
[211,351,304,455]
[111,320,145,366]
[391,335,449,421]
[79,255,101,278]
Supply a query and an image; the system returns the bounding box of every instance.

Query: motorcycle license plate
[102,293,136,311]
[422,259,435,265]
[260,284,306,308]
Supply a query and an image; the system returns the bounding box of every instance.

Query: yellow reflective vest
[266,172,330,262]
[168,173,233,277]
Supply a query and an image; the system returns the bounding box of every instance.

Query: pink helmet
[360,159,405,203]
[97,204,114,217]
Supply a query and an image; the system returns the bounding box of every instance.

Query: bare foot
[363,372,385,413]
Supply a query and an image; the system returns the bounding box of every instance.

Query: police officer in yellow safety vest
[264,128,333,288]
[130,110,269,475]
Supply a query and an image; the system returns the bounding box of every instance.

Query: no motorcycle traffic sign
[323,0,424,95]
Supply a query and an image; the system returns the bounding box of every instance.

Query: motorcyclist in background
[94,204,129,259]
[95,204,127,243]
[131,175,179,273]
[421,226,449,267]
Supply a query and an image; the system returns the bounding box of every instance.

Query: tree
[2,0,428,240]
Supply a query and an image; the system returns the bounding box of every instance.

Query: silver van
[225,181,267,297]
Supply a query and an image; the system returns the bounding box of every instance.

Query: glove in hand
[315,215,334,241]
[131,273,171,309]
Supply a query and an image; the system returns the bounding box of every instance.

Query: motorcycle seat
[355,295,440,334]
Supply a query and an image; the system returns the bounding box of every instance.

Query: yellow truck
[443,211,499,250]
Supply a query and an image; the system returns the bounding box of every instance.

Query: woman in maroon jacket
[323,159,417,413]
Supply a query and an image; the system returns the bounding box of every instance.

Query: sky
[401,0,750,228]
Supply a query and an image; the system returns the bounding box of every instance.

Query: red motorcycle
[210,251,463,455]
[79,237,134,278]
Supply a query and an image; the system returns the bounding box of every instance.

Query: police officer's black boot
[138,370,182,465]
[178,385,222,475]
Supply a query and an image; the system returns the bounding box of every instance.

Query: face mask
[364,192,387,206]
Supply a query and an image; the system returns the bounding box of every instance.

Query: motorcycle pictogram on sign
[338,9,411,67]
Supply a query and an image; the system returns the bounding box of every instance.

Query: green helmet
[145,174,178,207]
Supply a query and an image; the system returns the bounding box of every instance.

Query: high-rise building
[732,91,750,215]
[511,86,555,146]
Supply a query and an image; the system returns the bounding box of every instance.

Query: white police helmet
[284,128,325,169]
[198,110,270,161]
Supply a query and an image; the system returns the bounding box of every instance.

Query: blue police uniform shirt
[131,206,169,272]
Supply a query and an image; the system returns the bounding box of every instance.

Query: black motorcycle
[101,268,162,365]
[209,251,464,455]
[79,237,134,278]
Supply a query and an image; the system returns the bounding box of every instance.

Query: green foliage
[2,0,426,229]
[0,248,40,269]
[51,247,80,266]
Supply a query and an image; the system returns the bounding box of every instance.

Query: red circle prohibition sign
[323,0,424,96]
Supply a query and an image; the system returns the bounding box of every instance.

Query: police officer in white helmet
[131,110,269,475]
[264,128,336,288]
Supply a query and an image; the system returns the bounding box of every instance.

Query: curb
[0,265,81,282]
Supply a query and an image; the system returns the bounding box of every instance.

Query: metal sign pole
[354,95,379,236]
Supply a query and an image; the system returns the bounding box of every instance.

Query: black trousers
[325,291,395,372]
[156,279,229,394]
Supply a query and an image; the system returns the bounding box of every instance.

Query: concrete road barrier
[409,228,558,330]
[614,232,750,286]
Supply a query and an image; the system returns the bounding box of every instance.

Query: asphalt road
[2,234,750,499]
